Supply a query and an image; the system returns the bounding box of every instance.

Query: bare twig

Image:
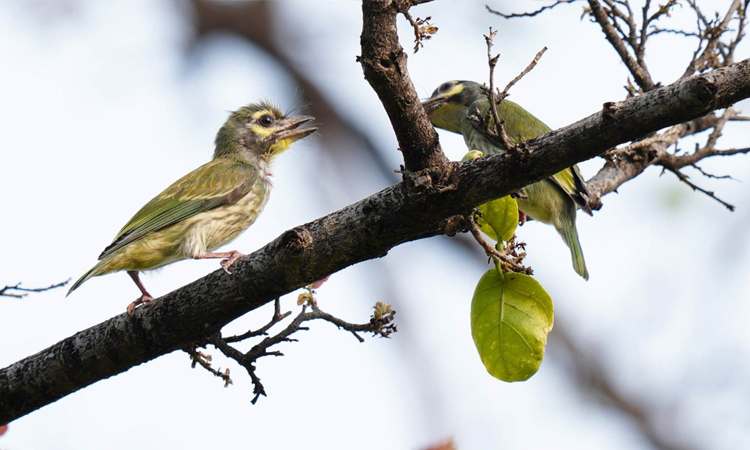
[191,295,397,404]
[399,8,437,53]
[661,165,736,211]
[587,0,656,91]
[185,344,232,387]
[682,0,743,77]
[486,0,580,19]
[689,163,737,181]
[224,298,291,343]
[477,29,547,156]
[483,28,504,137]
[0,280,69,299]
[463,212,532,275]
[498,46,548,102]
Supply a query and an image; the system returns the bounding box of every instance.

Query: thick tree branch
[359,0,449,173]
[1,58,748,425]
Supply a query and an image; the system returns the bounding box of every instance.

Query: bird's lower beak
[276,115,317,142]
[421,96,446,114]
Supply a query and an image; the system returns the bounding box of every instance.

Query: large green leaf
[477,196,518,242]
[471,270,554,382]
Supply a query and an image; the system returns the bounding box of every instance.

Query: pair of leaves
[461,151,553,382]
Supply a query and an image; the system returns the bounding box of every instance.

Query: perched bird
[68,101,317,314]
[422,80,591,280]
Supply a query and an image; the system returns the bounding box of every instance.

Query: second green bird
[68,101,317,314]
[422,80,591,280]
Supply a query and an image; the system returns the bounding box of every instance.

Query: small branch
[464,212,532,275]
[185,344,232,387]
[662,165,735,211]
[224,298,291,343]
[0,280,69,299]
[682,0,743,77]
[194,294,397,404]
[486,0,580,19]
[498,46,548,102]
[690,163,737,181]
[399,8,437,53]
[587,0,656,91]
[483,28,503,136]
[477,30,546,157]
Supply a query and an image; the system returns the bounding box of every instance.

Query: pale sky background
[1,1,749,449]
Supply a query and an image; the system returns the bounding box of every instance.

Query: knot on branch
[400,164,457,197]
[602,101,622,121]
[691,77,718,110]
[280,228,312,255]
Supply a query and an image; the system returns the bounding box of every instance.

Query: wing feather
[466,99,591,213]
[98,158,258,260]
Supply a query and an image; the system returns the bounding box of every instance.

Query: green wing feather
[98,158,259,260]
[466,99,591,212]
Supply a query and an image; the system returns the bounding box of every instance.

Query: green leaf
[477,196,518,242]
[461,150,518,242]
[461,150,484,162]
[471,270,553,382]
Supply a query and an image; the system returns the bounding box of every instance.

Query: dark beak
[421,96,447,114]
[276,115,317,142]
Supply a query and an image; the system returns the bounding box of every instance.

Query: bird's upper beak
[275,115,317,142]
[421,96,447,114]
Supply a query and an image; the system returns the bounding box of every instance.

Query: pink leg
[196,250,245,274]
[311,276,330,289]
[519,211,527,226]
[127,271,154,317]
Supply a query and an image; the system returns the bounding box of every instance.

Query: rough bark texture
[1,57,748,425]
[360,0,448,173]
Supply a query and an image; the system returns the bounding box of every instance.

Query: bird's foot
[220,250,245,275]
[127,294,154,318]
[196,250,246,274]
[311,276,329,289]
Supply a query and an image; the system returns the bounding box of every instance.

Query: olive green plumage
[68,101,317,300]
[423,80,591,280]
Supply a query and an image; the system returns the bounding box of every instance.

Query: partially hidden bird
[68,101,317,314]
[422,80,591,280]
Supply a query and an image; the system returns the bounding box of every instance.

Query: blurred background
[0,1,749,449]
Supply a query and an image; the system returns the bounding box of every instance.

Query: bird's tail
[558,222,589,281]
[66,259,112,297]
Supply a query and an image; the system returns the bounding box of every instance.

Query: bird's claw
[127,294,154,318]
[220,251,245,275]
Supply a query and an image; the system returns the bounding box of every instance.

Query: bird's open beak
[421,96,447,114]
[275,115,317,142]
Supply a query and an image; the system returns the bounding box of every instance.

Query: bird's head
[214,101,317,162]
[421,80,483,133]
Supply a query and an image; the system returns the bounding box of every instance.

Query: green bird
[68,101,317,314]
[422,80,591,280]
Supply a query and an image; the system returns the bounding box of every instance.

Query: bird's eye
[439,82,453,93]
[258,114,274,127]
